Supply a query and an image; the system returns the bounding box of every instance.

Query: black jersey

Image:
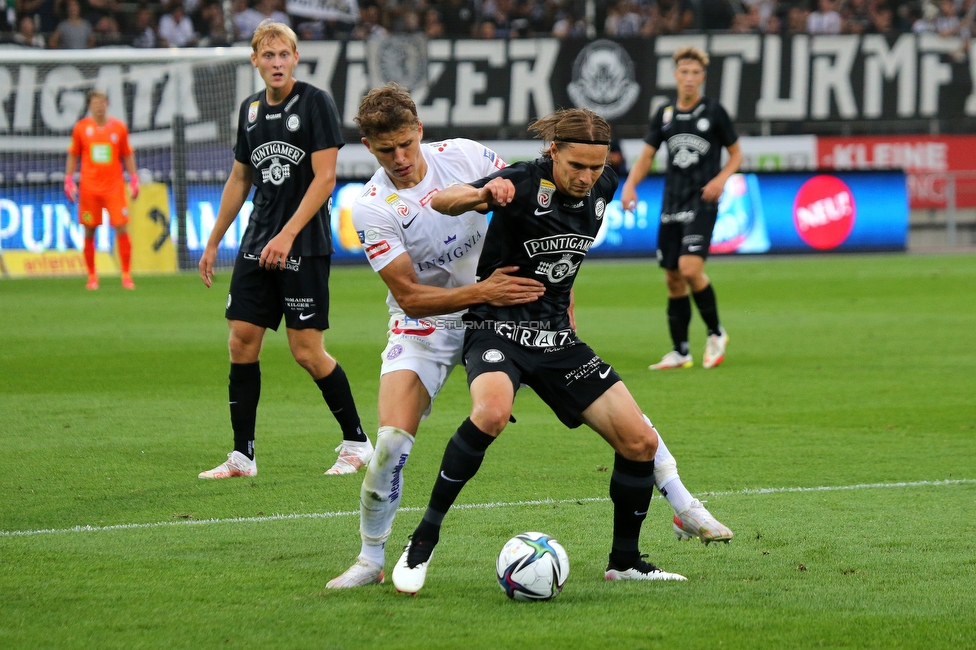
[234,80,344,257]
[468,159,619,334]
[645,96,737,213]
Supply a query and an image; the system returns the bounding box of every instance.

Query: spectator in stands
[935,0,962,35]
[17,0,58,33]
[14,14,46,46]
[911,1,937,32]
[235,0,289,42]
[92,11,120,43]
[698,0,736,30]
[605,0,643,36]
[351,3,387,39]
[868,1,896,33]
[806,0,842,33]
[159,1,198,46]
[424,7,444,37]
[476,18,498,37]
[130,6,158,47]
[782,1,809,31]
[552,6,587,37]
[49,0,94,48]
[440,0,475,36]
[643,0,695,35]
[841,0,872,33]
[198,0,231,44]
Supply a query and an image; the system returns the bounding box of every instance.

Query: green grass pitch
[1,253,974,649]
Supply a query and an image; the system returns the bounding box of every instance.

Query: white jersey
[352,139,506,322]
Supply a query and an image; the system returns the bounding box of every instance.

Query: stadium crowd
[0,0,973,48]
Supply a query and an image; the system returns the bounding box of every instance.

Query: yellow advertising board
[127,182,176,274]
[0,182,175,278]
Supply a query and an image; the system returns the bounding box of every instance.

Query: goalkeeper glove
[129,175,139,200]
[64,175,78,203]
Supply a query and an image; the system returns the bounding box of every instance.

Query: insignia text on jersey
[416,231,483,273]
[250,141,306,168]
[523,234,594,258]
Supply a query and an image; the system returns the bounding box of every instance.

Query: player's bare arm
[701,141,742,203]
[199,160,252,287]
[259,147,338,270]
[622,143,657,211]
[430,177,515,216]
[378,253,544,319]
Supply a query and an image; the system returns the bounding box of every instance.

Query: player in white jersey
[326,84,546,589]
[328,85,733,590]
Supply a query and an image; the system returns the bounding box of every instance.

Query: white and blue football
[496,532,570,601]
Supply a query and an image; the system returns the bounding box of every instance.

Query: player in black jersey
[391,109,688,595]
[197,20,370,480]
[622,46,742,371]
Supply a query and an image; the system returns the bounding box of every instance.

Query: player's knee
[618,431,657,462]
[470,401,511,436]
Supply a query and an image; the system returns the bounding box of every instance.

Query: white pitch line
[2,478,973,538]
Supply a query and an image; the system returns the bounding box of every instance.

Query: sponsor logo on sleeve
[595,198,606,219]
[365,240,391,259]
[357,230,366,244]
[248,101,259,123]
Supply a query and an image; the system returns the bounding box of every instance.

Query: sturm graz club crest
[567,40,640,120]
[367,34,429,91]
[535,253,581,284]
[251,141,305,186]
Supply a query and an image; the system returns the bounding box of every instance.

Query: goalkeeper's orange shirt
[68,116,132,196]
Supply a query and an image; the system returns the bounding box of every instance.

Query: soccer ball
[496,532,570,601]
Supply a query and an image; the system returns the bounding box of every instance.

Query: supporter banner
[286,0,358,21]
[1,35,974,161]
[817,135,976,208]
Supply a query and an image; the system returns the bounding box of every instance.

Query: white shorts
[380,316,465,419]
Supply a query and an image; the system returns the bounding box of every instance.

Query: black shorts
[656,204,718,270]
[225,252,331,331]
[462,327,621,429]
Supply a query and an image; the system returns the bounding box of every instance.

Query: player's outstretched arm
[430,177,515,216]
[200,160,252,287]
[701,141,742,203]
[621,144,656,211]
[378,254,544,319]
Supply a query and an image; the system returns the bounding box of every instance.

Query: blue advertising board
[1,171,907,261]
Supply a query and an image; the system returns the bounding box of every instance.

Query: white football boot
[702,327,729,369]
[392,538,435,595]
[673,498,734,544]
[326,557,384,589]
[198,451,256,479]
[649,350,694,370]
[605,555,687,581]
[325,439,374,475]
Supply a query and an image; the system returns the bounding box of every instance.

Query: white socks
[358,426,415,567]
[644,414,695,514]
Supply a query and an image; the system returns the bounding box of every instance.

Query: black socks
[314,364,367,443]
[692,284,722,337]
[414,418,496,545]
[229,362,260,460]
[608,453,655,566]
[667,296,691,355]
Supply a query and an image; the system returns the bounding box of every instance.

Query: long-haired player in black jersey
[391,109,689,595]
[622,46,742,371]
[197,20,370,480]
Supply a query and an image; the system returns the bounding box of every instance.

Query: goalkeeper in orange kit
[65,89,140,290]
